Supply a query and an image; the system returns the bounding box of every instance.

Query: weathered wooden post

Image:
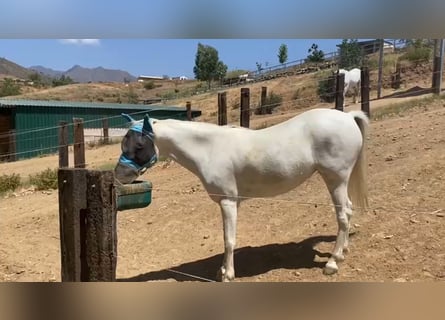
[217,92,227,125]
[102,118,109,144]
[83,170,117,281]
[432,39,443,95]
[73,118,85,168]
[58,168,87,281]
[186,101,192,121]
[240,88,250,128]
[58,169,117,281]
[58,121,69,168]
[377,38,384,99]
[335,71,345,111]
[361,67,370,117]
[391,62,402,90]
[260,86,267,115]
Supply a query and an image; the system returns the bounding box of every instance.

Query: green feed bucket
[116,180,152,211]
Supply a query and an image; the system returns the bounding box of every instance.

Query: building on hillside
[337,39,395,55]
[171,76,189,81]
[0,99,201,162]
[137,75,164,82]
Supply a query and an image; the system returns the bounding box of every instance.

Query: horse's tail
[348,110,369,212]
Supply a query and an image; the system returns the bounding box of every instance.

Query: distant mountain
[30,64,137,83]
[0,57,35,79]
[29,65,63,78]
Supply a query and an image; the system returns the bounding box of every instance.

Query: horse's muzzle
[114,163,139,184]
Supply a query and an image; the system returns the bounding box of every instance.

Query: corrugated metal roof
[0,98,194,112]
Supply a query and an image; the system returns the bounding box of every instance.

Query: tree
[214,60,228,84]
[338,39,362,69]
[255,62,263,74]
[193,43,227,89]
[28,72,43,87]
[306,43,325,63]
[52,74,74,87]
[277,44,288,65]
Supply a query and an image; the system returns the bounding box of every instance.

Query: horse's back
[347,68,361,83]
[301,109,364,173]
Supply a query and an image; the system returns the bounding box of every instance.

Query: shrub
[144,81,156,90]
[400,46,432,66]
[0,78,21,97]
[263,92,283,114]
[317,72,336,103]
[29,168,58,190]
[0,173,21,194]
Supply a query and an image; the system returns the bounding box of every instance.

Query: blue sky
[0,0,443,79]
[1,39,343,79]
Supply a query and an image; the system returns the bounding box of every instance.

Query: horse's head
[114,113,158,184]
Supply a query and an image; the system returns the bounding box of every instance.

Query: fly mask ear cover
[118,113,158,174]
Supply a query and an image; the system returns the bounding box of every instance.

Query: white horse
[114,108,369,282]
[338,68,361,106]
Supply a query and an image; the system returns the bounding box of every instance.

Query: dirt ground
[1,91,445,282]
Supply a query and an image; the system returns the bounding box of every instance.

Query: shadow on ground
[117,234,341,282]
[383,86,433,99]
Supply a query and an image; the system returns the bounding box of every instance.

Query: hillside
[0,57,34,80]
[3,52,436,125]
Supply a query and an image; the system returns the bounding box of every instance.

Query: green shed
[0,99,201,161]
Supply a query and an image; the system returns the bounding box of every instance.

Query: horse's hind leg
[321,178,352,275]
[217,198,238,282]
[353,84,360,104]
[343,198,353,254]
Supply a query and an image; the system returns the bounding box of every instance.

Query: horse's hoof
[216,267,234,282]
[335,254,345,262]
[323,261,338,275]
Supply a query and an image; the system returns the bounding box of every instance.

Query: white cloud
[59,39,100,46]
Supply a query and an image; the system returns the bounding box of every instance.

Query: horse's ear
[143,114,154,135]
[122,113,136,123]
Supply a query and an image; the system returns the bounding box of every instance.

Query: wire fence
[0,41,443,160]
[0,55,442,159]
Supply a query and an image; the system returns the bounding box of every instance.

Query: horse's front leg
[217,198,238,282]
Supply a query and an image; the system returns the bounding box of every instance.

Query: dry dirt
[1,85,445,282]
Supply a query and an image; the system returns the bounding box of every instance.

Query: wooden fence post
[58,168,117,281]
[260,86,267,115]
[102,118,109,144]
[218,92,227,125]
[432,39,442,94]
[58,121,69,168]
[377,38,384,99]
[432,56,441,94]
[186,101,192,121]
[361,67,370,117]
[58,168,87,281]
[240,88,250,128]
[83,170,117,281]
[335,71,345,111]
[73,118,86,168]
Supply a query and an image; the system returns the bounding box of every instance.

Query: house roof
[0,98,201,115]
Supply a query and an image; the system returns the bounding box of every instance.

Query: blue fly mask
[118,113,158,174]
